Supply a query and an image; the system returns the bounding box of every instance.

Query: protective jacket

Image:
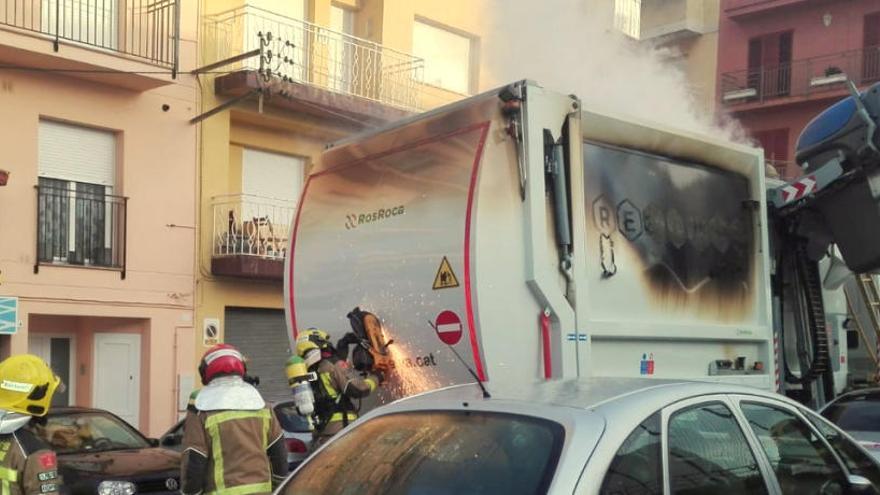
[180,377,287,495]
[0,427,60,495]
[312,358,378,439]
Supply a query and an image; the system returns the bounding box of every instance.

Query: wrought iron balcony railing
[203,5,425,111]
[212,193,295,261]
[35,181,127,276]
[722,46,880,105]
[0,0,179,69]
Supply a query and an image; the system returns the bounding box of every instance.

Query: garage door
[224,307,292,404]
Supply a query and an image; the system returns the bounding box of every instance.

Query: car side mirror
[846,475,880,495]
[848,329,861,350]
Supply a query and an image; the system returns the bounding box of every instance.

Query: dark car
[160,400,313,470]
[821,388,880,461]
[27,407,180,495]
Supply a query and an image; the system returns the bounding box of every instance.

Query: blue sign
[0,297,18,335]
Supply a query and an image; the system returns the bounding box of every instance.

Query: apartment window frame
[35,120,127,277]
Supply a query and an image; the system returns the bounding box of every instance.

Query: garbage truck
[285,79,880,409]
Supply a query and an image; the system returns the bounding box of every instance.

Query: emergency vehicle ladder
[847,274,880,381]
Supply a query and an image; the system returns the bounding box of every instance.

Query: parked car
[159,400,314,470]
[27,407,180,495]
[277,379,880,495]
[822,388,880,461]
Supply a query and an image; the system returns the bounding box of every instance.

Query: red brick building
[718,0,880,179]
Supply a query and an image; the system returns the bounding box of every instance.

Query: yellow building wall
[194,0,485,376]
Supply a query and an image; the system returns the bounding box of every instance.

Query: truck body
[286,81,780,404]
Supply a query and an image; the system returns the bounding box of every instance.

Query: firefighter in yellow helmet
[296,329,379,445]
[0,354,63,495]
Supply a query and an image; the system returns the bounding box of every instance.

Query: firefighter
[296,329,380,445]
[181,344,287,495]
[0,354,63,495]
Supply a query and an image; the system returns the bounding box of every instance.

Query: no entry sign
[434,310,463,345]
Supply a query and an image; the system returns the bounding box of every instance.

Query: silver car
[821,388,880,462]
[274,378,880,494]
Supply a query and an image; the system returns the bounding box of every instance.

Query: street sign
[434,310,463,345]
[0,297,18,335]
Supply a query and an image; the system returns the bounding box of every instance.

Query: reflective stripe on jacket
[182,407,283,495]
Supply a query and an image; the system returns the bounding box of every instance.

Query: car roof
[823,387,880,409]
[388,378,789,414]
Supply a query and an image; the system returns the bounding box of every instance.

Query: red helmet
[199,344,246,385]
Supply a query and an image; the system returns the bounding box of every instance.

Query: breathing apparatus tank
[285,355,317,416]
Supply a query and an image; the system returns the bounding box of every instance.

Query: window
[863,12,880,82]
[413,20,472,94]
[219,148,303,259]
[328,5,355,93]
[753,129,790,176]
[667,402,768,495]
[30,412,148,454]
[281,411,563,494]
[37,121,124,269]
[822,394,880,433]
[600,413,662,495]
[741,402,847,495]
[41,0,119,49]
[805,409,880,488]
[747,31,793,98]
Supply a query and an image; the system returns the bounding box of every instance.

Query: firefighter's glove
[370,369,385,385]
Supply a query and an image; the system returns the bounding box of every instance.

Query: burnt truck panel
[583,142,756,324]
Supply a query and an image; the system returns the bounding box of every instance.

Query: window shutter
[38,120,116,187]
[242,148,304,202]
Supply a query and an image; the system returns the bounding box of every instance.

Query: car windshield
[281,411,564,495]
[31,412,150,454]
[822,395,880,432]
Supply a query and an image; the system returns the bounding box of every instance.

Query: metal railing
[203,5,425,110]
[0,0,179,69]
[35,182,127,275]
[766,159,800,181]
[722,46,880,105]
[213,194,295,261]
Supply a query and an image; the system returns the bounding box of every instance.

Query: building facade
[616,0,721,115]
[0,1,198,435]
[718,0,880,179]
[195,0,481,403]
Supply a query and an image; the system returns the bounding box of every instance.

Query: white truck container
[285,80,775,404]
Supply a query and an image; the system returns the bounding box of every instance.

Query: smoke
[476,0,751,146]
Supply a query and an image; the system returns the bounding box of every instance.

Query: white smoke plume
[477,0,752,147]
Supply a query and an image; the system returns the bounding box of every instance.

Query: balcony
[203,5,428,123]
[0,0,179,90]
[211,194,294,281]
[35,182,127,277]
[723,0,810,18]
[639,0,714,41]
[721,46,880,109]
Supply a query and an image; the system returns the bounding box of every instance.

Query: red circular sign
[434,310,463,345]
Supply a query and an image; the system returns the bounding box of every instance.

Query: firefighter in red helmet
[180,344,288,495]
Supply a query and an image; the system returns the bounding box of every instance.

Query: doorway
[28,334,75,407]
[93,333,141,427]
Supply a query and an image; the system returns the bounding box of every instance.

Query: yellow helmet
[0,355,60,417]
[296,329,332,366]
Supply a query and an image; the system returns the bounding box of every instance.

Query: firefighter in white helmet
[0,354,63,495]
[181,344,288,495]
[296,329,380,446]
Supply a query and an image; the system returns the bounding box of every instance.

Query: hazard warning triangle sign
[432,256,460,290]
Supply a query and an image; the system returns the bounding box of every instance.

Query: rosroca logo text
[345,205,405,229]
